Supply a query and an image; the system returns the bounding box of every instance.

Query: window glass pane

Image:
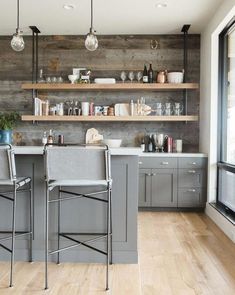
[218,169,235,211]
[227,27,235,164]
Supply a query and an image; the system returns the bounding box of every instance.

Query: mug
[81,102,90,116]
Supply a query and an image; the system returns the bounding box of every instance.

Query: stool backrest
[44,145,111,182]
[0,144,16,181]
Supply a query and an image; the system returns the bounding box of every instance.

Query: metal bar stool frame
[44,144,112,291]
[0,144,33,287]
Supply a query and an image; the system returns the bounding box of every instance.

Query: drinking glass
[137,71,143,82]
[173,102,183,116]
[165,102,173,116]
[155,102,164,116]
[120,71,127,83]
[128,71,135,83]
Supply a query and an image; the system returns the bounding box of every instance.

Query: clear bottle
[38,69,45,83]
[42,131,47,146]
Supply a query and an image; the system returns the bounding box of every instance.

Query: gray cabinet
[139,165,177,208]
[178,158,207,207]
[151,169,177,207]
[138,169,151,207]
[139,156,207,208]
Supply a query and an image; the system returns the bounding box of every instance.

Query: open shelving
[21,115,198,122]
[21,83,199,91]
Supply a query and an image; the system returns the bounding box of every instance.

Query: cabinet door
[151,169,177,207]
[139,169,151,207]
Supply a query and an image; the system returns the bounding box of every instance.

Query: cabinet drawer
[139,157,177,169]
[178,157,207,169]
[178,169,206,188]
[178,188,206,207]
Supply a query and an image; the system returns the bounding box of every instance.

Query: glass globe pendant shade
[11,29,25,52]
[85,29,98,51]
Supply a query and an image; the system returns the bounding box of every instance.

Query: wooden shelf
[21,115,198,122]
[21,83,199,91]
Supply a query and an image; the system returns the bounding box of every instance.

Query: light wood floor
[0,212,235,295]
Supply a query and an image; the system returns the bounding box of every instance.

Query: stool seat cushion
[48,179,108,190]
[0,177,31,188]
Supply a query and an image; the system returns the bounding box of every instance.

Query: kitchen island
[0,147,140,263]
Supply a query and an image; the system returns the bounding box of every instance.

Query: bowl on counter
[167,72,184,83]
[103,139,122,148]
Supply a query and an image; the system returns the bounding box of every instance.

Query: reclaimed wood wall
[0,34,200,150]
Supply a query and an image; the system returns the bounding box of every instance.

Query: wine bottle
[148,63,154,83]
[143,65,148,83]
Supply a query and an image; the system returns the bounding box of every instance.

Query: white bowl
[103,139,122,148]
[167,72,184,83]
[68,74,79,84]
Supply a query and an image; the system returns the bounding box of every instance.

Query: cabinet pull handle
[191,162,197,165]
[161,161,169,165]
[152,173,156,176]
[145,173,151,176]
[139,161,143,165]
[188,170,196,174]
[187,189,196,193]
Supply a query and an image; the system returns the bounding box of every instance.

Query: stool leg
[29,182,33,262]
[110,190,113,265]
[45,187,49,290]
[57,186,61,265]
[9,184,17,287]
[106,188,111,291]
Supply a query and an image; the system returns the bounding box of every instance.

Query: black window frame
[217,17,235,215]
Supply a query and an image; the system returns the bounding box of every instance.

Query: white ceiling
[0,0,224,35]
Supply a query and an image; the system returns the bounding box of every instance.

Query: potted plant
[0,112,20,144]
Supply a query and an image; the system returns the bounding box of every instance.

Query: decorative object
[86,128,103,144]
[0,112,20,144]
[150,39,158,50]
[11,0,25,52]
[167,71,184,83]
[85,0,98,51]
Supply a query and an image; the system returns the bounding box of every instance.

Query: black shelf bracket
[29,26,41,123]
[181,24,191,117]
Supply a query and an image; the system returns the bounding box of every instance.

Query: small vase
[0,130,13,144]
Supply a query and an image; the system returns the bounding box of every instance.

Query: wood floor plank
[0,212,234,294]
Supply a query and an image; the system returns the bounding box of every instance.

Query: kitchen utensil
[167,71,184,83]
[155,133,165,152]
[103,139,122,148]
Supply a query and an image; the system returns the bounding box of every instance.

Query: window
[218,19,235,216]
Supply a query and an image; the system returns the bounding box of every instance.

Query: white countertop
[13,146,207,157]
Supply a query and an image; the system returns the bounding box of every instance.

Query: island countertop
[13,146,207,157]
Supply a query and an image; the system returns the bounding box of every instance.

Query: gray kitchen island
[0,147,140,263]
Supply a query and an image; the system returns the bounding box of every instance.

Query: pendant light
[85,0,98,51]
[11,0,25,52]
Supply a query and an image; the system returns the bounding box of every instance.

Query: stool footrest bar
[60,233,107,255]
[0,232,32,242]
[0,243,12,253]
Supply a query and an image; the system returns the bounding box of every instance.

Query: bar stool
[0,144,33,287]
[44,144,112,291]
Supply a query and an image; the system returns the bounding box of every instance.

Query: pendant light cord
[91,0,93,30]
[17,0,20,29]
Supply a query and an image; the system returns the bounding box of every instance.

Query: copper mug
[157,70,167,83]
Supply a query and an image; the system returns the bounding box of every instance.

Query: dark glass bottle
[143,65,148,83]
[148,63,154,83]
